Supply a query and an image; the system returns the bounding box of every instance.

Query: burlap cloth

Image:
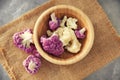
[0,0,120,80]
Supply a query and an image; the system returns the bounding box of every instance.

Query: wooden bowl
[33,5,94,65]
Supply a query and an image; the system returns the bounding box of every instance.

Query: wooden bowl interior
[36,7,90,60]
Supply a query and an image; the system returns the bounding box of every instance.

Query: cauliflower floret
[40,34,64,56]
[55,27,72,46]
[66,39,81,53]
[23,55,41,74]
[53,27,81,53]
[66,28,81,53]
[49,13,60,31]
[66,17,78,29]
[13,29,34,53]
[60,16,67,27]
[59,27,72,46]
[75,27,86,39]
[47,30,53,37]
[13,29,41,58]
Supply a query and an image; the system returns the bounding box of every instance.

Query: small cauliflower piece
[53,27,81,53]
[13,29,34,53]
[54,27,72,46]
[60,16,67,27]
[13,29,41,57]
[47,30,53,36]
[60,27,72,46]
[49,13,60,31]
[66,17,78,29]
[66,39,81,53]
[23,55,41,74]
[75,27,86,39]
[40,34,64,56]
[66,28,81,53]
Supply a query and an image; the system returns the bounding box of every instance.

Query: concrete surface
[0,0,120,80]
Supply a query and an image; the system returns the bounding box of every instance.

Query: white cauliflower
[65,28,81,53]
[60,16,67,27]
[66,17,78,29]
[54,27,81,53]
[54,27,71,46]
[59,27,72,46]
[47,30,53,36]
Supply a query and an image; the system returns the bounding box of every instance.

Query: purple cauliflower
[13,29,34,53]
[23,55,41,74]
[75,28,86,39]
[49,13,60,31]
[13,29,41,58]
[40,34,64,56]
[32,47,41,58]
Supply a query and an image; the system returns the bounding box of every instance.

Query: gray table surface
[0,0,120,80]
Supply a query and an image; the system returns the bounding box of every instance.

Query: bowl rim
[33,5,94,65]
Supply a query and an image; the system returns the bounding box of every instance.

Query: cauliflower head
[13,29,34,53]
[65,28,81,53]
[54,27,72,46]
[23,55,41,74]
[53,27,81,53]
[40,34,64,56]
[75,27,86,39]
[66,17,78,29]
[66,39,81,53]
[66,17,77,29]
[49,13,60,31]
[13,29,41,58]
